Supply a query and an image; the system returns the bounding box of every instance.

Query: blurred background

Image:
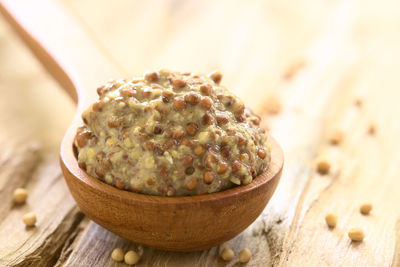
[1,0,400,266]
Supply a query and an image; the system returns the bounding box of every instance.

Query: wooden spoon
[0,0,283,251]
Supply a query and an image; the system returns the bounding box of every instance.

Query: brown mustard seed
[199,97,212,110]
[216,115,229,125]
[172,128,185,139]
[348,228,365,242]
[108,117,121,128]
[13,188,28,204]
[186,178,198,190]
[217,161,228,174]
[209,70,222,84]
[200,83,212,95]
[76,131,91,148]
[111,248,124,262]
[173,97,186,111]
[184,93,200,105]
[257,148,267,159]
[360,203,373,215]
[203,171,214,184]
[316,159,330,175]
[325,213,338,228]
[182,155,194,166]
[173,78,186,89]
[186,123,198,136]
[238,248,252,263]
[120,88,136,97]
[144,71,160,82]
[329,129,343,145]
[92,101,102,112]
[124,250,140,265]
[23,212,37,227]
[220,248,234,261]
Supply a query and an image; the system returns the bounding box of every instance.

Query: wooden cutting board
[0,0,399,266]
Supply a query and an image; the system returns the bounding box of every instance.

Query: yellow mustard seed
[325,213,338,228]
[316,159,330,175]
[329,130,343,145]
[111,248,124,262]
[220,248,234,261]
[360,203,373,215]
[238,248,252,263]
[13,188,28,204]
[22,212,36,227]
[348,228,365,242]
[124,250,140,265]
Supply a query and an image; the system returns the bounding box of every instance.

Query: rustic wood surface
[0,0,399,266]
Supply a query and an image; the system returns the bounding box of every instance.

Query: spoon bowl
[61,122,283,251]
[1,0,284,252]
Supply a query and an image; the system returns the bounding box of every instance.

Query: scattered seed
[283,60,305,79]
[111,248,124,262]
[124,250,140,265]
[348,228,365,242]
[360,203,373,215]
[23,212,37,227]
[329,129,343,145]
[238,248,252,263]
[368,123,376,134]
[354,98,362,107]
[262,94,281,115]
[316,159,330,175]
[13,188,28,204]
[325,213,338,228]
[220,248,234,261]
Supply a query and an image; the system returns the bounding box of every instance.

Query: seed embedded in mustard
[220,248,234,261]
[360,203,373,215]
[348,228,365,242]
[111,248,124,262]
[238,248,252,263]
[325,213,338,228]
[13,188,28,204]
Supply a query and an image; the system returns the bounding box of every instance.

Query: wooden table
[1,0,399,266]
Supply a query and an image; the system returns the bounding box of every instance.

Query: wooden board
[1,0,400,266]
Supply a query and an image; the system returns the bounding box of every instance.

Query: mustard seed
[23,212,36,227]
[124,250,140,265]
[220,248,234,261]
[111,248,124,262]
[209,70,222,84]
[316,159,330,175]
[325,213,337,228]
[368,123,376,134]
[348,228,365,242]
[173,78,186,89]
[13,188,28,204]
[238,248,252,263]
[329,130,343,145]
[360,203,373,215]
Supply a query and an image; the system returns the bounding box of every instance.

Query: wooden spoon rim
[60,118,283,206]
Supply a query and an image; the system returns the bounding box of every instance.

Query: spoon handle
[0,0,120,110]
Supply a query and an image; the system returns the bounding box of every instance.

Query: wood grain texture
[1,0,400,266]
